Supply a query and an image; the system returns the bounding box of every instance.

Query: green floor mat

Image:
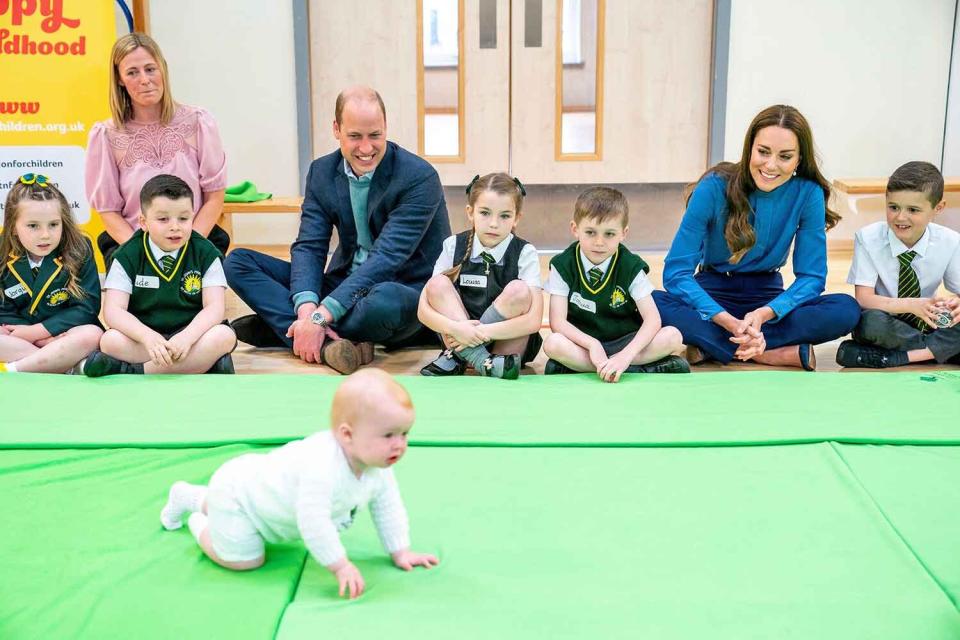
[275,445,960,639]
[834,443,960,610]
[0,446,306,640]
[2,372,960,449]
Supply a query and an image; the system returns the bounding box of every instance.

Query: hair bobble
[19,173,49,188]
[465,174,480,195]
[512,177,526,197]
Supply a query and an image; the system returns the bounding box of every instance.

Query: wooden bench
[219,197,304,239]
[833,178,960,214]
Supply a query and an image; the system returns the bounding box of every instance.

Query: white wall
[725,0,955,180]
[149,1,301,244]
[943,10,960,176]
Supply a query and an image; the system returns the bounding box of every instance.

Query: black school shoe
[206,353,236,374]
[420,350,467,376]
[83,350,144,377]
[626,355,691,374]
[835,340,908,369]
[543,359,575,375]
[231,314,286,348]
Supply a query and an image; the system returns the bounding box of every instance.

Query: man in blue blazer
[225,86,450,373]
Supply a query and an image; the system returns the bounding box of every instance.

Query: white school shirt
[432,232,542,288]
[847,221,960,297]
[103,236,226,293]
[226,430,410,566]
[545,248,653,300]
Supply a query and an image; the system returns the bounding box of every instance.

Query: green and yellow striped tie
[588,266,603,288]
[896,250,927,332]
[160,254,177,274]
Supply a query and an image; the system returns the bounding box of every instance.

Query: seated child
[837,161,960,367]
[543,186,689,382]
[84,174,236,375]
[160,368,439,599]
[418,172,543,379]
[0,174,102,373]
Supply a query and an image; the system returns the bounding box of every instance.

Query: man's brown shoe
[321,339,362,375]
[357,342,375,365]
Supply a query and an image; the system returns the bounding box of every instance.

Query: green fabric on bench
[834,443,960,609]
[0,446,306,640]
[275,445,960,639]
[2,372,960,449]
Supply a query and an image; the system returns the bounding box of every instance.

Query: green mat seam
[828,441,960,614]
[272,552,310,640]
[7,437,960,451]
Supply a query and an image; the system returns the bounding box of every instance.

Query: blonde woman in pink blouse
[85,32,229,264]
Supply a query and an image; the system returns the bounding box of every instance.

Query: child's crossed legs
[100,323,235,374]
[0,324,102,372]
[543,326,682,372]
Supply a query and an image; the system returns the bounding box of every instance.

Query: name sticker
[570,292,597,313]
[135,275,160,289]
[4,283,27,299]
[460,274,487,288]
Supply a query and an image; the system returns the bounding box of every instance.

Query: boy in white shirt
[85,174,236,376]
[838,161,960,368]
[542,187,688,382]
[160,368,439,599]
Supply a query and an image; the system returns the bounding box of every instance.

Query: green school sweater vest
[550,242,649,342]
[113,230,221,333]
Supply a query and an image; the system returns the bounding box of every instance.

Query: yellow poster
[0,1,116,269]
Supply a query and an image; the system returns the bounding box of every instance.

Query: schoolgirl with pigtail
[416,172,543,379]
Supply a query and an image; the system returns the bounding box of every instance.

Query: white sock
[160,481,208,530]
[5,362,17,372]
[187,512,208,544]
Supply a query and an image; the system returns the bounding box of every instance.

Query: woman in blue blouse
[653,105,859,370]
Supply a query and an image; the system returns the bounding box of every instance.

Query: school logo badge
[46,288,70,307]
[610,286,627,309]
[180,270,202,295]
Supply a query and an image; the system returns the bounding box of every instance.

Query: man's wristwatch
[310,310,329,328]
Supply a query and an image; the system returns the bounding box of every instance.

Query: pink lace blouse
[84,104,228,229]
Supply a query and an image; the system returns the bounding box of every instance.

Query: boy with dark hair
[837,161,960,368]
[85,174,236,375]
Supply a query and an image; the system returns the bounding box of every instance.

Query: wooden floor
[226,247,951,375]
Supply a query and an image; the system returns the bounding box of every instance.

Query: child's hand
[449,320,488,349]
[598,351,632,383]
[5,323,48,344]
[142,332,174,367]
[333,561,365,599]
[166,333,194,361]
[906,297,942,328]
[392,549,440,571]
[588,341,607,370]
